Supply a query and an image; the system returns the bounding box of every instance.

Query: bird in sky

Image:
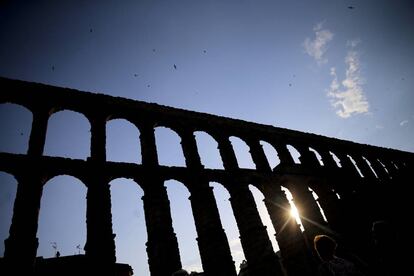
[51,66,55,71]
[348,6,355,9]
[173,64,177,70]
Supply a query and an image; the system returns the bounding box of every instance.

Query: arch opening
[377,159,391,178]
[37,175,87,258]
[248,185,279,252]
[309,147,324,166]
[286,145,300,164]
[330,151,342,167]
[165,180,202,273]
[362,157,379,178]
[308,187,328,222]
[229,136,255,169]
[44,110,90,160]
[107,119,141,163]
[110,178,148,276]
[194,131,224,169]
[260,140,280,169]
[348,155,364,177]
[281,186,304,232]
[155,127,186,167]
[210,182,245,272]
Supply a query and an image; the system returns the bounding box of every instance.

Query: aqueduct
[0,77,413,276]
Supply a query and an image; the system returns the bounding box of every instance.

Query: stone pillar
[285,177,328,245]
[3,108,50,272]
[84,172,116,264]
[330,151,362,199]
[349,155,383,221]
[89,114,107,161]
[227,183,283,276]
[334,151,361,179]
[351,155,377,180]
[214,135,239,170]
[367,156,389,180]
[84,114,116,264]
[270,141,295,165]
[139,122,159,166]
[331,151,372,258]
[178,128,203,169]
[187,179,237,276]
[138,122,181,275]
[381,159,399,179]
[309,182,344,235]
[3,172,43,273]
[179,128,236,275]
[142,181,182,276]
[315,148,339,169]
[27,108,49,156]
[245,138,272,172]
[262,184,315,276]
[294,145,320,167]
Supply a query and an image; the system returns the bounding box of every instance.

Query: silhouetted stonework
[0,77,412,276]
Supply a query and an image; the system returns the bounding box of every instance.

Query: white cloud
[327,42,369,118]
[400,120,409,126]
[303,22,334,64]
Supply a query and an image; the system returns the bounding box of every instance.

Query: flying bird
[348,6,355,9]
[51,66,55,71]
[173,64,177,70]
[90,28,93,33]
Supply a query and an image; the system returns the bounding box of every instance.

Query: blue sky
[1,0,413,274]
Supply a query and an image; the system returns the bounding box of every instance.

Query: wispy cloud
[327,41,369,118]
[400,120,409,126]
[303,22,334,64]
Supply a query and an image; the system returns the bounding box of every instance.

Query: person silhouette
[314,234,363,276]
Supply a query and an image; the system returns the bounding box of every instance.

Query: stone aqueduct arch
[0,77,413,276]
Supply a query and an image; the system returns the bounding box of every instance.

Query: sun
[290,205,302,226]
